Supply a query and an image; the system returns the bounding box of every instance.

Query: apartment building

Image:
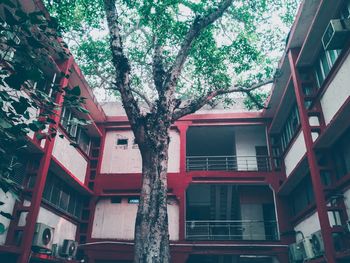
[1,0,350,263]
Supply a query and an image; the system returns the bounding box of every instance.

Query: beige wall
[36,207,77,248]
[101,130,180,173]
[52,130,88,183]
[321,51,350,125]
[235,126,267,170]
[344,188,350,219]
[92,197,179,240]
[294,212,320,242]
[0,190,16,245]
[284,131,306,177]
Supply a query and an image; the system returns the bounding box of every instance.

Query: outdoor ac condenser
[32,223,54,251]
[322,18,350,50]
[310,230,325,257]
[288,242,304,262]
[300,237,316,260]
[60,239,78,258]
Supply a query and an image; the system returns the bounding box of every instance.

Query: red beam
[288,49,336,263]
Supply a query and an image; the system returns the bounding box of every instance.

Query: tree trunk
[134,130,171,263]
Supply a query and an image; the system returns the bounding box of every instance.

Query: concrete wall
[321,51,350,125]
[284,131,306,177]
[294,212,320,242]
[52,130,88,183]
[101,130,180,173]
[36,207,77,249]
[17,203,77,250]
[343,187,350,219]
[240,204,265,240]
[234,126,267,170]
[91,197,179,240]
[0,190,16,245]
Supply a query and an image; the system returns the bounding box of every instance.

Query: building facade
[1,0,350,263]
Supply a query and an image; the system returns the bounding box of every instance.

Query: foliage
[45,0,301,106]
[0,0,88,228]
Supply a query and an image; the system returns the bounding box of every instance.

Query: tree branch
[103,0,142,126]
[172,78,274,121]
[152,38,166,93]
[164,0,233,90]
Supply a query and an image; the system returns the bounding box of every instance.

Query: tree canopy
[45,0,300,108]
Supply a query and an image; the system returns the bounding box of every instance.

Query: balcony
[185,220,278,241]
[186,155,271,172]
[186,125,270,172]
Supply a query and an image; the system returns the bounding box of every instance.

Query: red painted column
[17,57,73,263]
[265,123,294,244]
[288,49,336,262]
[176,122,190,174]
[174,122,190,240]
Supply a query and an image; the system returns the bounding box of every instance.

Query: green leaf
[26,37,44,49]
[12,101,28,114]
[67,86,81,96]
[29,120,45,132]
[0,211,14,220]
[4,8,18,26]
[76,106,89,114]
[2,0,16,8]
[4,74,24,90]
[0,119,12,129]
[0,223,5,234]
[70,142,79,147]
[35,133,46,140]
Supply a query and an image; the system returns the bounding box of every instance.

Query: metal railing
[186,155,271,171]
[186,220,278,241]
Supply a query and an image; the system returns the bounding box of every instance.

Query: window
[128,197,139,204]
[60,107,77,137]
[332,128,350,179]
[60,107,91,155]
[290,175,315,216]
[111,197,122,203]
[278,104,300,152]
[314,50,341,88]
[77,129,91,155]
[313,1,350,88]
[43,173,85,219]
[117,139,128,145]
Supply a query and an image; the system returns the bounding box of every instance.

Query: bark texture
[135,126,171,263]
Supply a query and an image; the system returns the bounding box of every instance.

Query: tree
[45,0,300,262]
[0,0,88,234]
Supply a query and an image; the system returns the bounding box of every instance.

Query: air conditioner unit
[322,18,350,50]
[32,223,54,251]
[299,237,315,260]
[60,239,78,258]
[311,230,325,257]
[288,242,304,262]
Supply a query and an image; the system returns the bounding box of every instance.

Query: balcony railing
[186,155,271,171]
[186,220,278,241]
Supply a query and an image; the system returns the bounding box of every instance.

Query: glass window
[278,104,300,152]
[60,107,71,130]
[43,174,85,219]
[320,52,330,77]
[333,128,350,178]
[290,175,315,216]
[78,129,91,155]
[59,190,69,211]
